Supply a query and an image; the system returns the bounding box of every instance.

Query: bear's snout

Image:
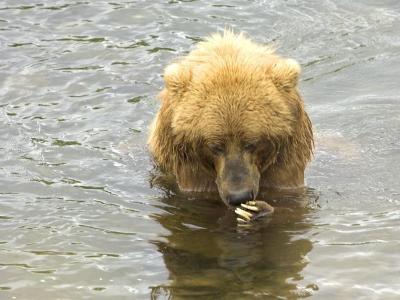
[215,156,260,206]
[226,190,254,206]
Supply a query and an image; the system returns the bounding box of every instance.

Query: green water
[1,1,400,299]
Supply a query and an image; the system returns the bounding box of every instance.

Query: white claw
[241,203,259,211]
[235,207,253,220]
[237,223,252,228]
[236,217,247,223]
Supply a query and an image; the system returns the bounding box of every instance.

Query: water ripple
[1,0,399,299]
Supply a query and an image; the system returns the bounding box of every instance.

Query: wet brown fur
[148,31,313,194]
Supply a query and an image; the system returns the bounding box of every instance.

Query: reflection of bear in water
[150,190,317,299]
[148,31,313,207]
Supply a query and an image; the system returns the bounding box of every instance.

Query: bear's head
[152,33,313,206]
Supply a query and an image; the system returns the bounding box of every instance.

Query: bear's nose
[227,190,254,206]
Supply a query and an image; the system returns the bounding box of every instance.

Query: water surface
[1,0,400,299]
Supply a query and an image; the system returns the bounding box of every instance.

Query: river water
[1,1,400,299]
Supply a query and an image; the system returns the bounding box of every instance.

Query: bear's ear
[270,58,301,91]
[164,63,192,95]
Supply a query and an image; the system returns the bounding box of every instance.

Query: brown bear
[148,31,313,207]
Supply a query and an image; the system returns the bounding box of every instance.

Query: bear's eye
[243,142,257,153]
[208,143,224,155]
